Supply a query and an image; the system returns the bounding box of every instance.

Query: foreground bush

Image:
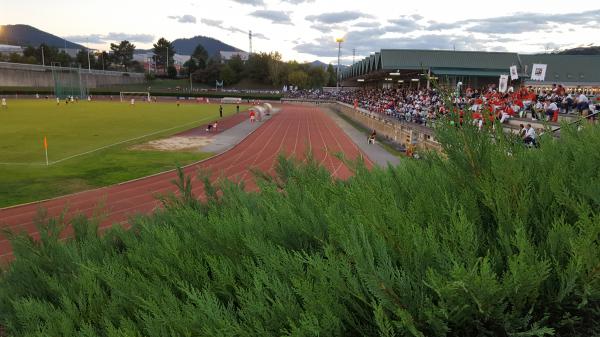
[1,122,599,337]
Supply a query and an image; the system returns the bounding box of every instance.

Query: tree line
[0,40,142,72]
[1,36,339,89]
[154,37,338,89]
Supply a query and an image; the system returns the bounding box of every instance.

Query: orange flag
[44,136,48,149]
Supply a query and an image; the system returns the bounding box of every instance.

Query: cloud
[167,14,197,24]
[354,21,381,28]
[253,32,269,40]
[310,24,334,33]
[230,0,265,6]
[200,17,269,40]
[294,30,497,58]
[200,18,224,26]
[386,16,423,33]
[306,11,373,24]
[427,9,600,34]
[65,34,105,44]
[250,10,292,24]
[65,33,155,44]
[280,0,314,3]
[105,33,155,43]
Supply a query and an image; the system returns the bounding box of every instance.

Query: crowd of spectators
[286,84,600,130]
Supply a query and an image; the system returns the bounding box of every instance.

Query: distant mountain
[556,46,600,55]
[0,24,84,49]
[307,60,349,70]
[172,36,241,56]
[308,60,329,69]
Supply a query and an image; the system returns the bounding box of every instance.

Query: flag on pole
[530,64,547,81]
[510,65,519,80]
[499,75,509,93]
[43,136,49,166]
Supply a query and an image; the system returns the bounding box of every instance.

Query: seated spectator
[523,123,538,147]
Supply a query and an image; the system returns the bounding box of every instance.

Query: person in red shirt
[249,109,256,123]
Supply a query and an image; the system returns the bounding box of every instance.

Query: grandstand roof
[343,49,600,85]
[380,49,520,70]
[520,54,600,85]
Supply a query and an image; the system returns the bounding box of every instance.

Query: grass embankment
[0,100,245,207]
[327,105,405,157]
[1,121,599,336]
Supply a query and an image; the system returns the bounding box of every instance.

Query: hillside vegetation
[1,121,599,336]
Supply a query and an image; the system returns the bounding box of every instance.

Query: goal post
[120,92,151,102]
[52,63,88,99]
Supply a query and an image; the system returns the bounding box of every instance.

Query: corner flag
[43,136,49,165]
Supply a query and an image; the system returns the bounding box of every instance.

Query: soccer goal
[120,92,151,102]
[52,63,88,99]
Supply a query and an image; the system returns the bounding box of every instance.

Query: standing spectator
[1,98,7,109]
[249,109,256,123]
[219,105,223,118]
[236,105,240,114]
[368,130,377,144]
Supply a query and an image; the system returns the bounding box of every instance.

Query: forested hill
[0,24,84,49]
[171,36,241,56]
[556,46,600,55]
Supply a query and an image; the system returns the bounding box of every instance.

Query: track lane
[0,105,371,262]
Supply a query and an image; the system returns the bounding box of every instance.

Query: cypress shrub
[0,120,599,336]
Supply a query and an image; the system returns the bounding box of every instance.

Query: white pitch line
[0,116,217,167]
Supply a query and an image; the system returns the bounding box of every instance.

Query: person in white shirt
[545,100,558,121]
[1,98,7,109]
[533,101,544,120]
[577,93,589,113]
[523,123,537,147]
[130,98,135,105]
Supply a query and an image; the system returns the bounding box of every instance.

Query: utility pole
[249,30,253,55]
[41,45,45,66]
[87,39,91,73]
[336,38,344,91]
[166,47,169,75]
[352,48,355,64]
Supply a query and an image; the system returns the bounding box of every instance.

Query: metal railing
[0,61,145,77]
[551,110,599,133]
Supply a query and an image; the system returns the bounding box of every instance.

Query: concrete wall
[328,102,442,152]
[0,63,146,88]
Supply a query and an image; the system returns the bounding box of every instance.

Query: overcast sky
[2,0,599,64]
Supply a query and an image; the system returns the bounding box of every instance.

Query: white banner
[530,64,547,81]
[499,75,509,93]
[510,65,519,80]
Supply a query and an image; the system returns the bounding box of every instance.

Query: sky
[2,0,599,64]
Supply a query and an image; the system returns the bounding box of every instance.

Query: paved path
[0,105,371,263]
[321,107,401,167]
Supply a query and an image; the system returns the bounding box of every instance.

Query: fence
[0,61,145,77]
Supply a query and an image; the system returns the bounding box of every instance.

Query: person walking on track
[249,109,256,123]
[219,105,223,118]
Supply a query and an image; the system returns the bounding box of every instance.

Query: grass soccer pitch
[0,99,245,207]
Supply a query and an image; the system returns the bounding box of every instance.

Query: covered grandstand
[341,49,600,93]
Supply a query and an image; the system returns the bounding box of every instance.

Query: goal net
[120,92,151,102]
[52,63,88,99]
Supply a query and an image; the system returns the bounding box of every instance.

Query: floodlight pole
[336,38,344,91]
[86,38,91,73]
[41,46,45,66]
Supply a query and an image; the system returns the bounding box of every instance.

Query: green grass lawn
[0,99,245,207]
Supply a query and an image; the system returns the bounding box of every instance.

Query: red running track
[0,105,372,263]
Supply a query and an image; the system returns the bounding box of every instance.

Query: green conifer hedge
[1,120,599,336]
